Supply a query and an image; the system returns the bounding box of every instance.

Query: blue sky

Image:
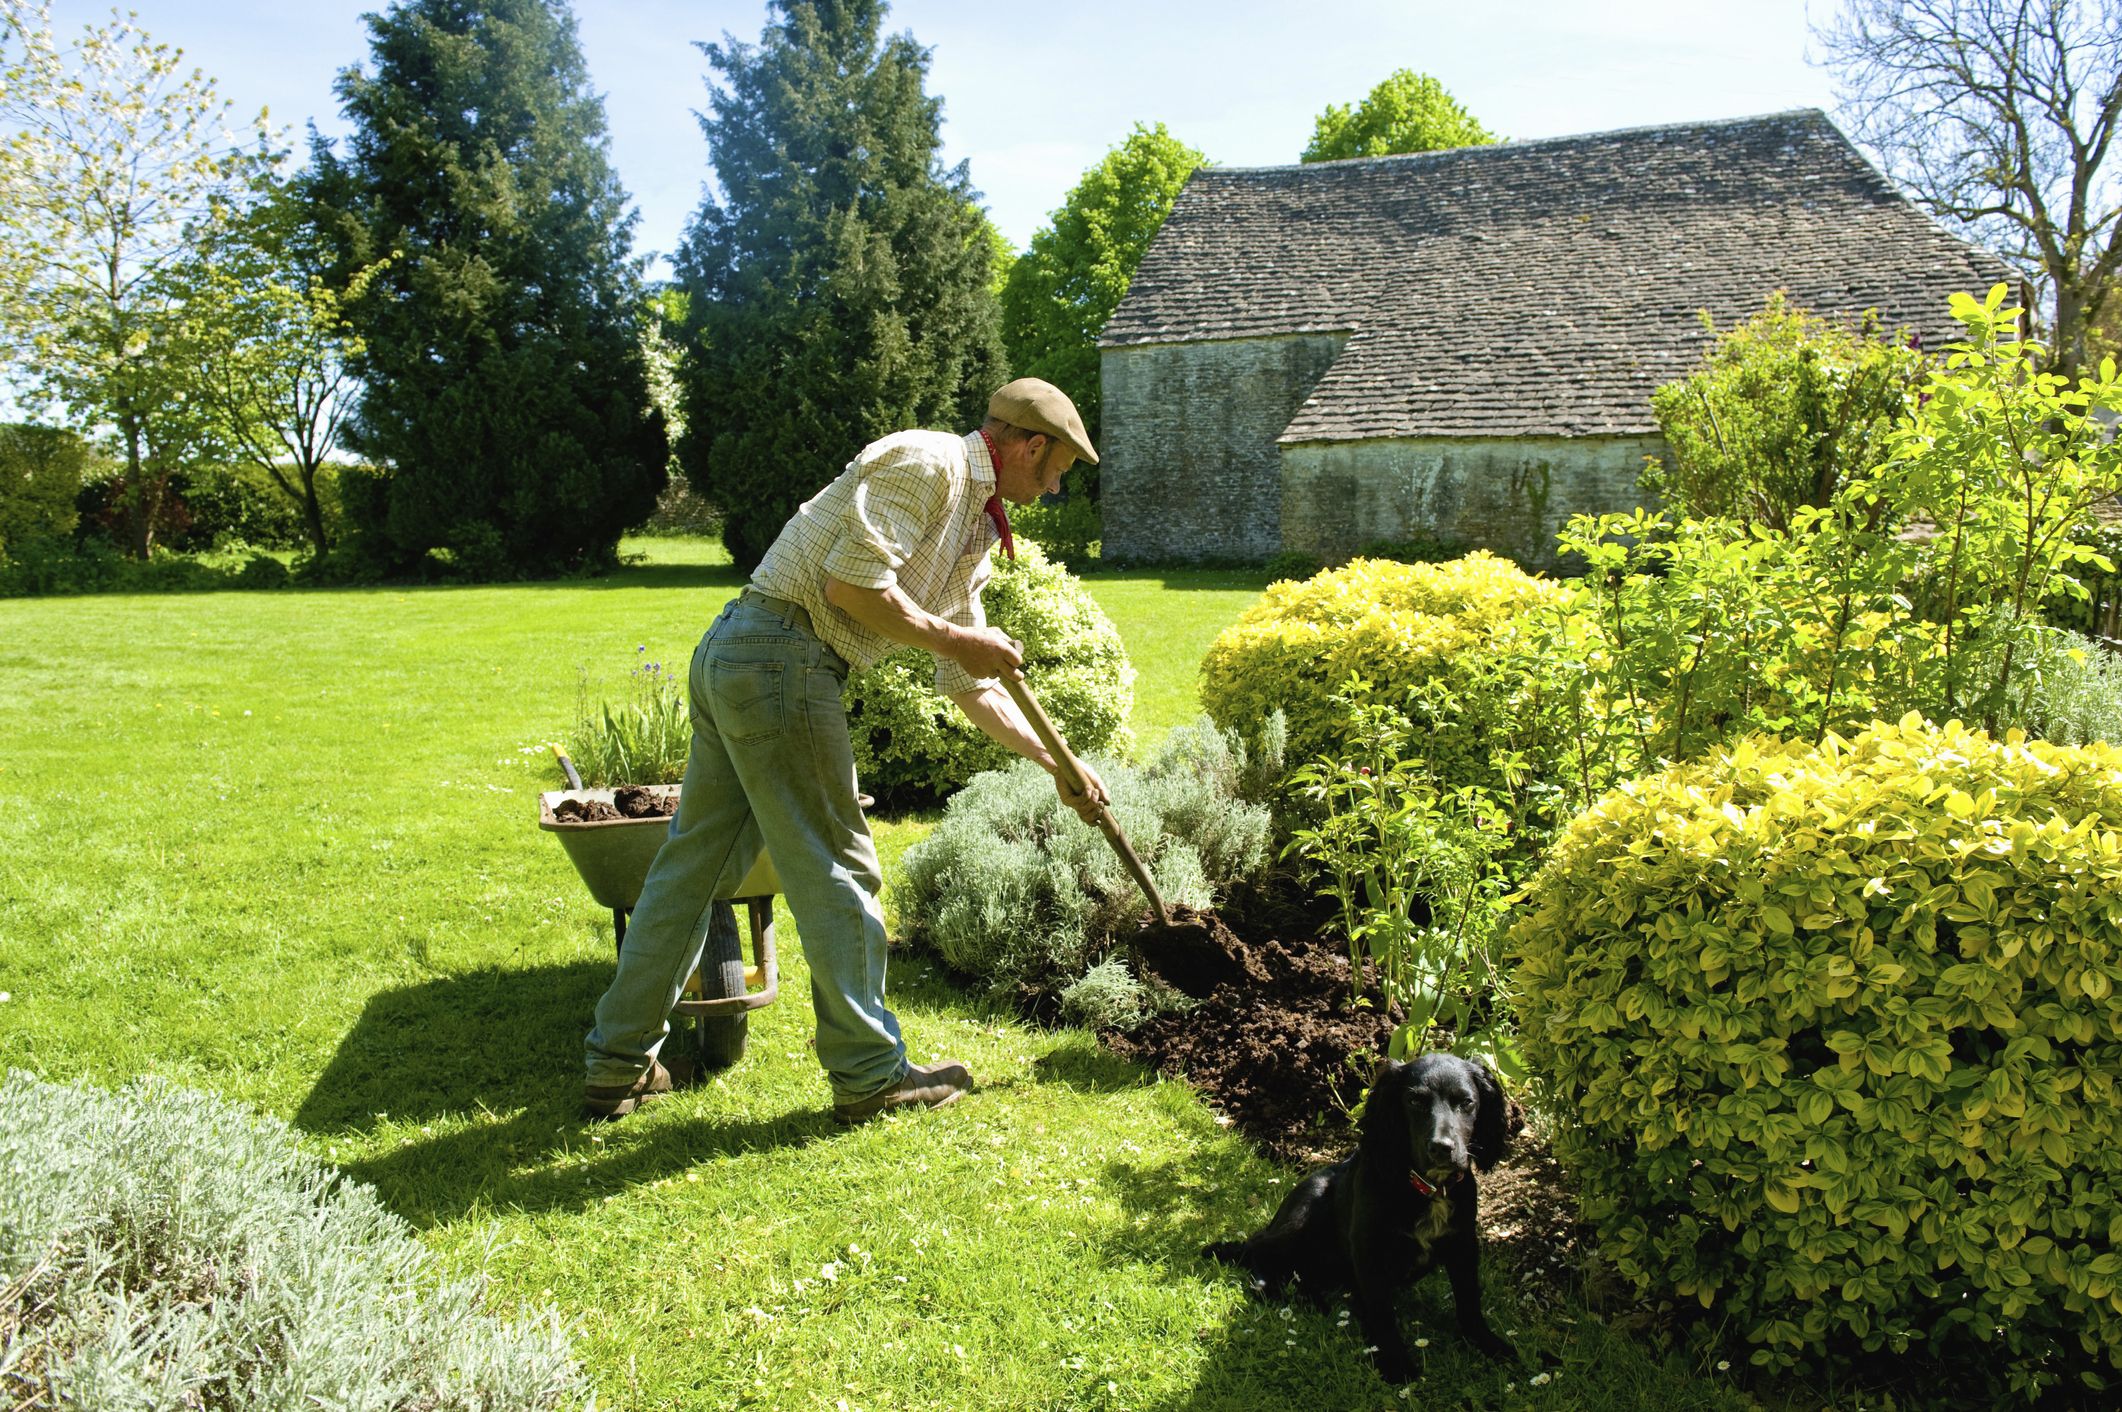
[39,1,1844,276]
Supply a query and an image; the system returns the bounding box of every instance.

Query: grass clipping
[0,1070,585,1411]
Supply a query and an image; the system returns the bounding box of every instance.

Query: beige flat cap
[988,378,1099,465]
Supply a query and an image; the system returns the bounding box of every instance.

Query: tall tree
[999,122,1205,500]
[309,0,665,578]
[1816,0,2122,378]
[677,0,1007,570]
[0,0,271,558]
[1301,69,1497,163]
[182,177,385,564]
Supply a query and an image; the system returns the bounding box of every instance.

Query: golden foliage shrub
[1198,551,1566,785]
[1510,715,2122,1397]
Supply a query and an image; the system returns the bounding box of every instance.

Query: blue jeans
[584,593,907,1101]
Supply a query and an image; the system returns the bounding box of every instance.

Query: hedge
[1509,716,2122,1398]
[1198,551,1567,799]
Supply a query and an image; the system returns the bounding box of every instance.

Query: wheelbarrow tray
[539,786,780,1018]
[537,786,779,907]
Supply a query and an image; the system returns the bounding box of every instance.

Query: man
[584,378,1109,1123]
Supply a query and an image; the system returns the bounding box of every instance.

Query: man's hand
[1052,754,1110,826]
[947,625,1024,683]
[951,682,1112,826]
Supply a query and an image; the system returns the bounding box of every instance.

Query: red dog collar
[1410,1170,1468,1197]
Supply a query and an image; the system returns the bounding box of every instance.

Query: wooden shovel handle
[1001,673,1171,926]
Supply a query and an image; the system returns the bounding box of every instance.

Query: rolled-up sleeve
[822,443,949,590]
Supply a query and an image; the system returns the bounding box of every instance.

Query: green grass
[0,537,1761,1411]
[1073,565,1276,746]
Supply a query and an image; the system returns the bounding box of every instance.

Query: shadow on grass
[295,959,834,1227]
[1030,1041,1159,1095]
[500,561,747,593]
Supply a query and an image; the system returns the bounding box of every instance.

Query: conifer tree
[308,0,664,577]
[677,0,1007,570]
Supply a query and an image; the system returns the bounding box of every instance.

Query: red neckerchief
[975,428,1015,561]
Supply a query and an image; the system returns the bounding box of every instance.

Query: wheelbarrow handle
[1001,674,1171,927]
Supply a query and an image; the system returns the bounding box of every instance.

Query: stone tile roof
[1099,110,2013,442]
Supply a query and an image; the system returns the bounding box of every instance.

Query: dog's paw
[1468,1328,1519,1363]
[1370,1350,1417,1385]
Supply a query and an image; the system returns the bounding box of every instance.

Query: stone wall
[1279,433,1665,570]
[1100,333,1347,563]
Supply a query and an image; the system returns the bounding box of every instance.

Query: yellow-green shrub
[845,540,1135,804]
[1509,715,2122,1397]
[1199,552,1567,793]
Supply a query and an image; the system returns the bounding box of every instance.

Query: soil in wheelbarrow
[1097,875,1403,1164]
[551,785,676,823]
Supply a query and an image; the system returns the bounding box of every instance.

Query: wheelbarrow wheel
[688,899,749,1070]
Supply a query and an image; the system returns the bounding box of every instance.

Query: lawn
[0,538,1756,1411]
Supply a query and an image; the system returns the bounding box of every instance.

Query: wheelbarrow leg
[612,906,629,957]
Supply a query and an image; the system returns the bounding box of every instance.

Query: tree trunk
[299,459,330,562]
[119,418,157,561]
[2053,276,2087,383]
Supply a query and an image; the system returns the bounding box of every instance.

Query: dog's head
[1365,1052,1522,1181]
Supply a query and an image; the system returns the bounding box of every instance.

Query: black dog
[1203,1052,1521,1383]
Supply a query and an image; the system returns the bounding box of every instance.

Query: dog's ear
[1360,1059,1412,1155]
[1468,1058,1523,1171]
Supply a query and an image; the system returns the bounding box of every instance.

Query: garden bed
[1092,873,1584,1302]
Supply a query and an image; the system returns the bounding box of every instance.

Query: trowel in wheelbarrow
[1001,675,1256,999]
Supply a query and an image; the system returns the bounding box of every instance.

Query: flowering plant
[562,646,690,786]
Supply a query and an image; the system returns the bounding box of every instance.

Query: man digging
[584,379,1109,1123]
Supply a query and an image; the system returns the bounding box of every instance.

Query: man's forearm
[822,576,969,659]
[950,683,1057,772]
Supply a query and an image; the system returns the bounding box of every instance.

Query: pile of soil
[1100,877,1396,1163]
[551,786,676,823]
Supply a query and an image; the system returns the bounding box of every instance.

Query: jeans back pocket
[709,660,784,744]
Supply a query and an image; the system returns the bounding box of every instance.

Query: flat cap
[988,378,1099,465]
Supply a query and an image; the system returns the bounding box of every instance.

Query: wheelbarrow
[538,769,779,1070]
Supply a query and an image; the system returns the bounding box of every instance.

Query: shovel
[1002,674,1170,926]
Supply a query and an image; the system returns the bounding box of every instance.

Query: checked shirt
[750,429,1007,697]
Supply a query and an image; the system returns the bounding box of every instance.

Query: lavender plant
[0,1070,585,1410]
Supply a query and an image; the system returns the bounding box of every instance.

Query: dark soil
[612,785,675,818]
[1099,876,1395,1164]
[1124,905,1267,998]
[1095,872,1587,1306]
[551,786,676,823]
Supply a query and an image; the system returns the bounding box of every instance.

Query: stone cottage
[1097,109,2013,568]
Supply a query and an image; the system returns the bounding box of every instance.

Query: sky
[34,0,1848,277]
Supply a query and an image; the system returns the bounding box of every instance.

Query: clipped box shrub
[1,1070,585,1410]
[1199,552,1567,796]
[893,717,1276,1014]
[1010,493,1100,570]
[846,539,1135,804]
[1509,716,2122,1398]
